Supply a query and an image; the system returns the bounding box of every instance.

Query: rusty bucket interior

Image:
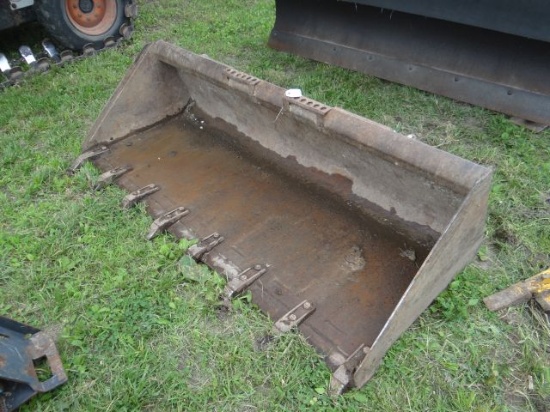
[81,41,492,392]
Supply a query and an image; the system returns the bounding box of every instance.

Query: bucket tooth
[188,233,225,262]
[146,207,190,240]
[225,264,269,299]
[274,300,316,333]
[122,184,160,209]
[94,166,132,190]
[68,146,109,175]
[328,344,369,396]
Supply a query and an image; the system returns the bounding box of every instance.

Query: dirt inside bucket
[94,109,430,360]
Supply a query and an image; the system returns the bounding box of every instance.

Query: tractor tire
[34,0,134,51]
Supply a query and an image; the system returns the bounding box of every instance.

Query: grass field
[1,1,549,410]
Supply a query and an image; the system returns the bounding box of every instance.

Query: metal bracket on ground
[188,233,225,262]
[273,300,315,333]
[484,268,550,313]
[67,146,109,175]
[328,344,370,396]
[122,184,160,209]
[0,316,68,411]
[146,207,190,240]
[225,264,269,298]
[94,166,132,190]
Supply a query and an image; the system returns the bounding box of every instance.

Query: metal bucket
[80,41,492,392]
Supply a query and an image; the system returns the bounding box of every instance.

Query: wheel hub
[66,0,117,35]
[79,0,94,13]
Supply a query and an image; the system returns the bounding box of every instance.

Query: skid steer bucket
[268,0,550,126]
[81,41,491,392]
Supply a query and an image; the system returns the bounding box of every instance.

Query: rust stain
[94,111,430,356]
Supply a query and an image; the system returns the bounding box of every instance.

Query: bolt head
[289,314,297,321]
[303,302,311,309]
[254,264,262,270]
[240,275,248,281]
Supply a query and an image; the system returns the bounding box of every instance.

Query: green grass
[1,1,549,410]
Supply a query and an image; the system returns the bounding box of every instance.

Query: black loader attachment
[268,0,550,126]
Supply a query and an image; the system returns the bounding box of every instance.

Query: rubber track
[0,1,137,90]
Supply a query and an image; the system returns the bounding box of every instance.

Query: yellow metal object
[533,269,550,311]
[484,268,550,312]
[534,269,550,293]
